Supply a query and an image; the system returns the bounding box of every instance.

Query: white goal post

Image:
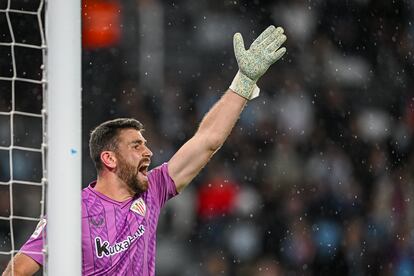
[46,0,82,274]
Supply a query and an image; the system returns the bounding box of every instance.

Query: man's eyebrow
[130,139,147,145]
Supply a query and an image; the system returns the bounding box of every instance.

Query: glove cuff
[229,71,260,100]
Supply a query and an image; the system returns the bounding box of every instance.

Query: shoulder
[82,185,96,202]
[147,163,176,187]
[148,163,169,179]
[146,163,179,207]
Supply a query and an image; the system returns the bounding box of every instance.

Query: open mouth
[138,164,149,176]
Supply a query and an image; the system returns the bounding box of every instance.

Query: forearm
[168,89,246,191]
[2,253,40,276]
[195,89,247,151]
[3,266,29,276]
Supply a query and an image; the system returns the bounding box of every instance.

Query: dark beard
[116,155,145,194]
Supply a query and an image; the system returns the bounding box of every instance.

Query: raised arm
[2,253,40,276]
[168,25,287,192]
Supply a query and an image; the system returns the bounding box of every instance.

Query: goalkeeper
[3,25,286,276]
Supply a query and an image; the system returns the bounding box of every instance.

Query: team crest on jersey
[31,218,47,239]
[130,197,146,216]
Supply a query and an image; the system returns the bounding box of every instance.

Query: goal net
[0,0,47,274]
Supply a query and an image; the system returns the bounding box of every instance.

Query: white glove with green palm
[230,25,287,100]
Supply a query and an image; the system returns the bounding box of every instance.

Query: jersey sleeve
[19,217,47,266]
[147,162,178,208]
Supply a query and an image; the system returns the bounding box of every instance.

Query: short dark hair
[89,118,144,171]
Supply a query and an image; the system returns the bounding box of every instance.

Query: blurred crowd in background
[1,0,414,275]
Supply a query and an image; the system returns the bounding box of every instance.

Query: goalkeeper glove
[230,25,287,100]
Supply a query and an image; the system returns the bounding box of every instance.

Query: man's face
[115,129,152,194]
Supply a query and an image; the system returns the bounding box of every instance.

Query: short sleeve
[19,218,47,265]
[147,163,178,208]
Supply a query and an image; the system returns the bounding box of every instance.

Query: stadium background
[1,0,414,275]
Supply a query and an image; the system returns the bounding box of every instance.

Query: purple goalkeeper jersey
[20,163,178,276]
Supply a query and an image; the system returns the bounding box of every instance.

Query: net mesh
[0,0,46,274]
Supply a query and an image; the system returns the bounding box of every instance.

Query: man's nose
[143,145,153,158]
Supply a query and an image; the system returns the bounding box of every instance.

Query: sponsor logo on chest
[130,197,146,216]
[95,224,145,258]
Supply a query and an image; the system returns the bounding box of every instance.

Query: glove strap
[229,71,260,100]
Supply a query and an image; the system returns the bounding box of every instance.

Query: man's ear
[100,151,117,169]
